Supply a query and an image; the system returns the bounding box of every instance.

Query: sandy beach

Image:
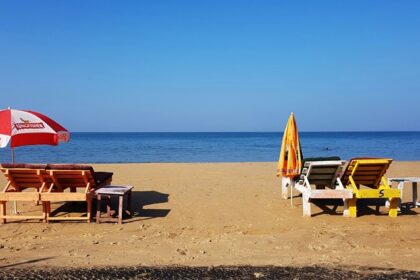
[1,162,420,274]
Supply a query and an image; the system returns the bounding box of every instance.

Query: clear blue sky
[1,1,419,132]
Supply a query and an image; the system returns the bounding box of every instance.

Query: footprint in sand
[167,233,178,239]
[308,243,326,251]
[176,248,187,256]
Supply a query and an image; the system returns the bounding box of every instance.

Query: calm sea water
[1,132,420,163]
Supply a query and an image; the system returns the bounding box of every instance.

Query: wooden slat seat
[41,165,113,223]
[340,158,400,218]
[0,165,50,223]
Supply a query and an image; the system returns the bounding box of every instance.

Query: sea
[1,132,420,163]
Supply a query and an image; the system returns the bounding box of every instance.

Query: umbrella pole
[11,148,17,214]
[290,180,293,206]
[290,178,294,206]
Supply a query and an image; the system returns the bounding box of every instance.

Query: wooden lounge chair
[41,164,113,223]
[0,164,49,223]
[340,158,400,217]
[294,160,353,217]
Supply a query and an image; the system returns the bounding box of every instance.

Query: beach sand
[0,162,419,274]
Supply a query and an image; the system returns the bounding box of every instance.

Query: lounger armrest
[2,181,12,192]
[336,177,344,190]
[381,177,391,189]
[304,176,311,189]
[84,182,93,194]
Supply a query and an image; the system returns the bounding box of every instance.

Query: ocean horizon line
[69,131,420,134]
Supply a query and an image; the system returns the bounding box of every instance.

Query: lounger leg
[87,198,92,223]
[343,199,349,217]
[389,198,399,218]
[41,202,46,223]
[36,188,40,206]
[13,201,18,215]
[375,204,381,214]
[0,202,6,224]
[45,202,50,223]
[302,193,311,217]
[348,198,357,218]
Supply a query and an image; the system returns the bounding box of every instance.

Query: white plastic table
[388,177,420,208]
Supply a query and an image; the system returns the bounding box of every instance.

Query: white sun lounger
[294,160,353,217]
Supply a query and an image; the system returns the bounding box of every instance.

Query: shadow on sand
[300,198,420,217]
[47,190,171,223]
[130,190,171,221]
[0,257,54,269]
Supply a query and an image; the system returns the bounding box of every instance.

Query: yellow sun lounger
[340,158,400,217]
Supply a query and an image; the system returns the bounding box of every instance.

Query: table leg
[106,195,111,218]
[413,182,418,208]
[96,194,101,224]
[398,182,404,210]
[127,190,132,216]
[118,195,123,224]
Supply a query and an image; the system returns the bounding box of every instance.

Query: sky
[0,1,420,132]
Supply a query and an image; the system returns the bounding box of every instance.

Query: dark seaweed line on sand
[1,266,420,280]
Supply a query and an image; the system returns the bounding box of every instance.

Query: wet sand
[0,162,419,276]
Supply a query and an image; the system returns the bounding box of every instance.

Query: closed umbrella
[0,107,70,212]
[277,112,303,204]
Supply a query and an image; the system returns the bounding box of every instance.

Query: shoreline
[3,160,420,164]
[3,132,420,163]
[4,160,420,165]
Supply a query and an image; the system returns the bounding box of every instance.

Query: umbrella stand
[282,176,294,206]
[290,178,293,206]
[11,147,18,214]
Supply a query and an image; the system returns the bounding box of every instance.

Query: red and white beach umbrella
[0,108,70,157]
[0,108,70,213]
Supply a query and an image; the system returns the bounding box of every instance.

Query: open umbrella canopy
[277,112,303,178]
[0,108,70,148]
